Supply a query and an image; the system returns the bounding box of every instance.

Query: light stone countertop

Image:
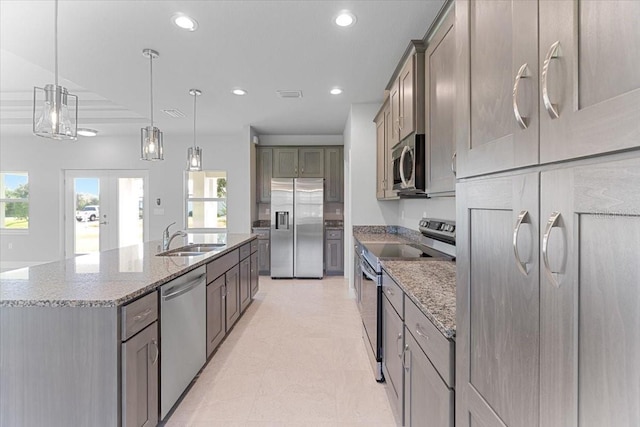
[381,259,456,339]
[0,233,256,308]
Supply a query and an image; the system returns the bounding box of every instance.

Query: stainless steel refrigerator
[270,178,324,278]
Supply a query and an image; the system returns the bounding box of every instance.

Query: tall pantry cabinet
[455,1,640,426]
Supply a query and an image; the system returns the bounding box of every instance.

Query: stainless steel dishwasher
[160,266,206,420]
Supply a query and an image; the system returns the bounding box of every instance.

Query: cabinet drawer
[252,228,270,239]
[381,270,403,319]
[207,249,239,283]
[404,295,454,388]
[325,229,343,239]
[240,243,251,260]
[122,291,158,341]
[250,238,258,254]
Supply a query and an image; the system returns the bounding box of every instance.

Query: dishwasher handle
[162,274,205,301]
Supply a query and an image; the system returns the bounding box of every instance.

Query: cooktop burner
[364,242,439,259]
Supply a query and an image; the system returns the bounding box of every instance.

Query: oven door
[360,257,382,371]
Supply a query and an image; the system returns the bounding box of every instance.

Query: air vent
[162,109,185,118]
[276,90,303,99]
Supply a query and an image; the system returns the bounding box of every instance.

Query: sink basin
[157,243,226,257]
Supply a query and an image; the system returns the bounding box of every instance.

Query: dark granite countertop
[381,259,456,339]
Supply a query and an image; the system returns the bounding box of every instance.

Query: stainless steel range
[356,218,456,381]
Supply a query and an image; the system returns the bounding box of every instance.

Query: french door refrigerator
[270,178,324,278]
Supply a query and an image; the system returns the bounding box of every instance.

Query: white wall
[397,197,455,227]
[0,128,252,267]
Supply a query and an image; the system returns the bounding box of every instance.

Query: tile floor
[165,276,397,427]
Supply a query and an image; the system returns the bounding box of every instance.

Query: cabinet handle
[513,210,531,275]
[398,115,404,130]
[415,324,429,340]
[385,287,394,297]
[451,151,457,176]
[403,344,411,372]
[150,339,159,365]
[542,41,561,119]
[396,332,403,358]
[542,211,562,287]
[512,63,530,129]
[133,308,153,323]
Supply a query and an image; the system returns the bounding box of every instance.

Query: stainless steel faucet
[162,222,187,251]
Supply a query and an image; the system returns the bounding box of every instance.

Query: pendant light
[141,49,164,161]
[33,0,78,140]
[187,89,203,171]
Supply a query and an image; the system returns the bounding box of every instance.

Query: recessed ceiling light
[172,14,198,31]
[77,128,98,137]
[232,88,247,96]
[330,88,343,95]
[334,11,356,27]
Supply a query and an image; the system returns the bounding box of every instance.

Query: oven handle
[360,258,378,282]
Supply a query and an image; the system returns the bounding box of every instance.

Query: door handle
[542,211,562,287]
[396,332,403,358]
[513,210,531,275]
[542,41,561,119]
[513,63,530,129]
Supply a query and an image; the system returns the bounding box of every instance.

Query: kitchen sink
[157,243,226,257]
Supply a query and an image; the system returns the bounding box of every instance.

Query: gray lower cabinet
[325,147,343,202]
[239,256,251,313]
[257,237,270,275]
[206,275,226,357]
[404,328,454,427]
[324,229,343,275]
[382,294,404,425]
[225,265,240,331]
[425,12,456,195]
[456,172,540,427]
[122,321,159,427]
[257,147,272,203]
[250,252,259,297]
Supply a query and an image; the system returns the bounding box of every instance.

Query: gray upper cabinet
[390,78,401,147]
[455,0,539,178]
[539,155,640,427]
[272,148,299,178]
[425,12,456,195]
[456,172,540,427]
[256,148,272,203]
[299,148,324,178]
[539,1,640,163]
[375,104,387,200]
[324,147,343,202]
[122,321,158,427]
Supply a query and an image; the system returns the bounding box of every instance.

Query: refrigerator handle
[275,211,289,230]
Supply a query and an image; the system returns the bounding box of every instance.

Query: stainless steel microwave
[392,134,426,193]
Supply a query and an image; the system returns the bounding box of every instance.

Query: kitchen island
[0,233,257,427]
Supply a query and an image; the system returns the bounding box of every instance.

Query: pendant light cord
[149,54,154,128]
[193,92,197,148]
[54,0,59,87]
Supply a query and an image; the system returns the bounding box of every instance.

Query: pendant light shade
[33,0,78,140]
[186,89,203,171]
[141,49,164,161]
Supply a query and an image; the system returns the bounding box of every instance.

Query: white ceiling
[0,0,445,138]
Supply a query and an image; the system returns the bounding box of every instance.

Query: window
[1,172,29,230]
[186,171,227,232]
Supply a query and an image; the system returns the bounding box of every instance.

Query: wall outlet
[7,243,13,250]
[335,208,340,215]
[423,211,427,218]
[401,210,405,219]
[266,208,270,215]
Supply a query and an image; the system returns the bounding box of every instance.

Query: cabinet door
[455,0,539,178]
[375,111,386,200]
[382,296,404,424]
[225,265,240,331]
[399,55,415,141]
[540,156,640,427]
[539,1,640,163]
[258,238,270,275]
[272,148,298,178]
[239,257,251,313]
[325,238,343,274]
[404,328,453,427]
[122,322,158,427]
[456,173,540,427]
[299,148,324,178]
[206,276,226,357]
[425,13,456,195]
[384,102,397,199]
[390,79,401,147]
[250,252,259,297]
[257,148,272,203]
[324,147,343,202]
